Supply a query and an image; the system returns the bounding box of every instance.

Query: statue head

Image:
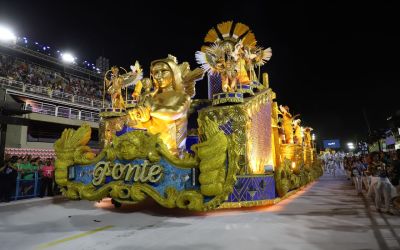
[293,119,301,127]
[304,127,313,133]
[112,132,142,160]
[111,66,119,76]
[279,105,291,117]
[150,55,183,92]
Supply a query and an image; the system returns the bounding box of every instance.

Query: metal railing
[26,99,99,122]
[0,76,104,107]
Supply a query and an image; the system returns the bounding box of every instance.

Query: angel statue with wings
[279,105,294,144]
[104,61,143,109]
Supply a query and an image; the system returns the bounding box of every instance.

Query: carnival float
[54,21,323,210]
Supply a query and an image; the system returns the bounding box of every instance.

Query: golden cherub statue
[104,61,143,109]
[279,105,294,144]
[303,127,313,147]
[104,66,125,109]
[137,78,155,106]
[128,55,203,155]
[293,118,302,145]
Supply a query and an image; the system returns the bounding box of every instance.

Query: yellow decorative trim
[99,111,126,118]
[218,182,311,209]
[212,96,244,106]
[235,174,274,178]
[219,199,277,209]
[237,86,254,95]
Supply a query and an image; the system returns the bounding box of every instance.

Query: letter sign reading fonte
[92,160,164,186]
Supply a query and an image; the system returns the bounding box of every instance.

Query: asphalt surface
[0,173,399,250]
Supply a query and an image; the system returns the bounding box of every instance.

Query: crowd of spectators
[322,150,400,214]
[0,53,103,101]
[0,155,57,202]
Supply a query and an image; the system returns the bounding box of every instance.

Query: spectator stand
[0,51,107,108]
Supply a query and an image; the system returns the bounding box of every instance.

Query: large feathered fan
[217,21,233,38]
[232,23,249,40]
[195,51,211,73]
[242,31,256,47]
[195,43,225,74]
[253,47,272,66]
[205,28,220,43]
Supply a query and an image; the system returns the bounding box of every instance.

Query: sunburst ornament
[196,21,273,94]
[202,21,258,48]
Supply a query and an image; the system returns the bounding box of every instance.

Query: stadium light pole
[0,25,17,43]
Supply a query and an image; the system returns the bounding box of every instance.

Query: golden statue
[128,55,203,155]
[131,80,142,101]
[137,78,155,106]
[279,105,294,144]
[104,66,126,109]
[104,62,143,109]
[130,62,146,102]
[293,118,302,145]
[303,127,313,147]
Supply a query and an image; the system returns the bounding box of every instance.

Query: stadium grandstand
[1,31,108,161]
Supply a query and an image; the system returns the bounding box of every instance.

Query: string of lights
[16,36,101,73]
[0,24,101,74]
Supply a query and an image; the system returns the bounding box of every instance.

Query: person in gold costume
[128,55,203,155]
[304,127,313,147]
[232,41,251,85]
[105,66,126,109]
[293,118,303,145]
[279,105,294,144]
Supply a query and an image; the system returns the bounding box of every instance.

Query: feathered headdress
[123,60,143,88]
[195,43,226,74]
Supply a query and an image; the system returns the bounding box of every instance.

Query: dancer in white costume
[368,153,393,213]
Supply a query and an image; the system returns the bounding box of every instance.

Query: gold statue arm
[150,96,190,121]
[150,106,188,120]
[132,80,143,99]
[104,77,111,87]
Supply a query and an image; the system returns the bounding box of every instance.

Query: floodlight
[61,53,75,63]
[347,142,355,150]
[0,25,16,43]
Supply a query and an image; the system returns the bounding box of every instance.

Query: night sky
[1,1,399,148]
